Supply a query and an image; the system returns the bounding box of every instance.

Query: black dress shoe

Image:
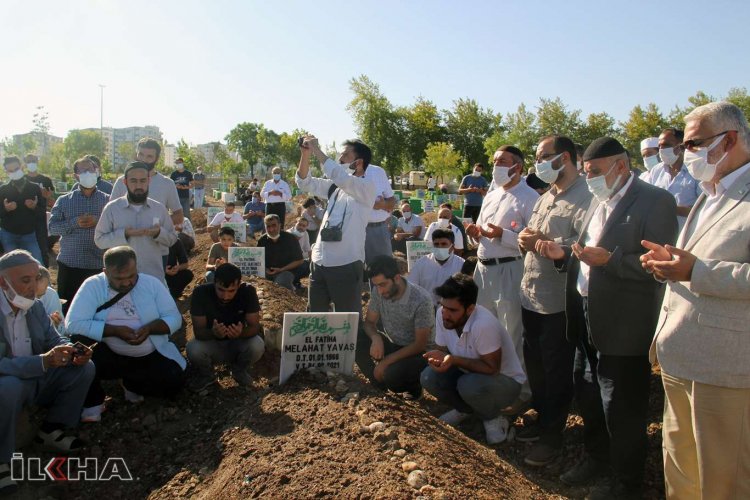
[560,456,608,486]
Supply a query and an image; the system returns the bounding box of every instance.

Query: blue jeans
[421,365,521,420]
[0,230,44,264]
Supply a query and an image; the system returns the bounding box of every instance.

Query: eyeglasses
[682,130,731,150]
[535,152,559,162]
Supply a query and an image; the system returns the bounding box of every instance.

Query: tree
[536,97,582,139]
[423,142,462,184]
[225,122,280,178]
[2,135,36,157]
[620,103,669,160]
[402,97,444,168]
[116,142,135,171]
[39,143,66,180]
[484,103,539,169]
[576,112,619,148]
[32,105,51,155]
[443,98,502,171]
[726,87,750,119]
[64,130,105,164]
[667,90,715,127]
[347,75,407,182]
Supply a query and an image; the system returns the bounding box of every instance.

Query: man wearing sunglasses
[643,101,750,499]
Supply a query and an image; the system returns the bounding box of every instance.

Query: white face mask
[492,164,515,186]
[176,164,185,171]
[26,163,38,173]
[535,154,562,184]
[3,282,35,311]
[7,169,24,181]
[432,247,451,261]
[273,174,281,181]
[586,160,620,202]
[437,218,450,229]
[78,172,98,189]
[684,133,727,182]
[402,211,412,220]
[659,147,679,166]
[471,170,481,177]
[268,233,280,241]
[643,155,660,171]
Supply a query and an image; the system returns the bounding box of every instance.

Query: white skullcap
[0,250,39,271]
[640,137,659,150]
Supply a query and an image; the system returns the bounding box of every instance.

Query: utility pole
[98,84,105,138]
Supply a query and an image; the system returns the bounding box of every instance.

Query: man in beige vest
[642,101,750,499]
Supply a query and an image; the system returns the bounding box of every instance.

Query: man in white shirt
[638,137,660,184]
[409,228,465,306]
[363,161,396,265]
[205,201,245,242]
[641,101,750,499]
[393,201,424,253]
[261,167,292,228]
[423,207,464,256]
[296,136,376,314]
[421,274,526,445]
[110,138,183,227]
[466,146,538,406]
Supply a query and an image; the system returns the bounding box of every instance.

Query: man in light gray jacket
[642,101,750,499]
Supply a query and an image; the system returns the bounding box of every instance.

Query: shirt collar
[700,161,750,197]
[124,197,151,209]
[607,172,634,207]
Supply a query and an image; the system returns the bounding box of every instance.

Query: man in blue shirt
[70,155,113,195]
[50,157,110,315]
[66,246,185,422]
[458,163,489,223]
[243,191,266,239]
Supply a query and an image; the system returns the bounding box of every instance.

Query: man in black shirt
[256,214,303,291]
[24,154,55,265]
[0,156,46,264]
[170,158,193,221]
[165,239,194,299]
[186,263,265,391]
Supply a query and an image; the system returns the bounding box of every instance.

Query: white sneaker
[439,409,470,426]
[123,388,145,404]
[80,404,105,423]
[483,415,510,444]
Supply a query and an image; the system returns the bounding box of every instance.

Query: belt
[479,256,521,266]
[367,220,388,227]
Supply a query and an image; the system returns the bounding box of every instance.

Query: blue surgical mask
[273,174,281,181]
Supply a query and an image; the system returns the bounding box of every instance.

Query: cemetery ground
[11,201,665,499]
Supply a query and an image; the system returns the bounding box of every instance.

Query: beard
[128,189,149,204]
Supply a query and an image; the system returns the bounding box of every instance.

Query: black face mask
[127,190,149,204]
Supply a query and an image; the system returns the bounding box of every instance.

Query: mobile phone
[73,341,96,358]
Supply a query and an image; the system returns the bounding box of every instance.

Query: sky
[2,0,748,149]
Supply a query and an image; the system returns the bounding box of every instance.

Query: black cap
[583,137,626,161]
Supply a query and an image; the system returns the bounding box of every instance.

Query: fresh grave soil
[16,197,666,499]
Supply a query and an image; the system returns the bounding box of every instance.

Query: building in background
[112,125,162,170]
[12,131,63,158]
[163,143,177,168]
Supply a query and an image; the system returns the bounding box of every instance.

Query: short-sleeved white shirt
[364,165,394,223]
[397,214,425,238]
[435,304,526,384]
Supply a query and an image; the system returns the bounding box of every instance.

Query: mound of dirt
[22,195,666,500]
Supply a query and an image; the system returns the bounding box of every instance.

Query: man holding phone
[186,263,265,392]
[0,250,95,494]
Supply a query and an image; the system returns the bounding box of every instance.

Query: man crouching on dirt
[186,263,265,392]
[421,274,526,445]
[0,250,95,495]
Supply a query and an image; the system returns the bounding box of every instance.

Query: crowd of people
[1,101,749,499]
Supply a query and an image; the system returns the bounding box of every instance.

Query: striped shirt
[49,187,110,269]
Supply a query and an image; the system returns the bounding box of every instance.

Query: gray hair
[264,214,280,225]
[103,246,137,270]
[0,250,40,273]
[684,101,750,151]
[38,266,51,282]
